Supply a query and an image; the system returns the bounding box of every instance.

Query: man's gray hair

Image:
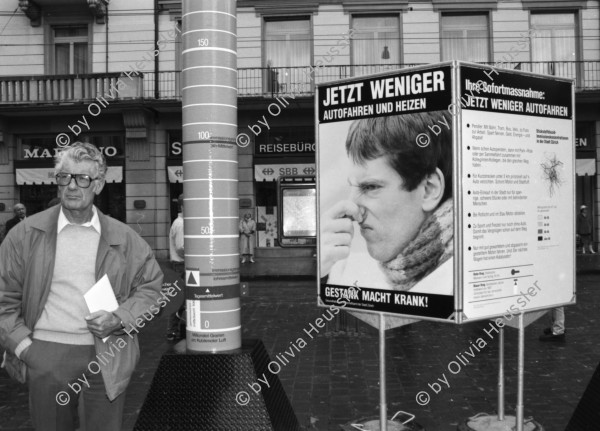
[54,142,107,179]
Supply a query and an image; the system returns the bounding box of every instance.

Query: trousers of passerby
[549,307,565,335]
[580,234,594,253]
[25,340,125,431]
[166,261,185,340]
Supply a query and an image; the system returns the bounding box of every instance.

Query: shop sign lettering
[255,163,315,181]
[170,141,182,155]
[24,146,118,159]
[256,141,315,155]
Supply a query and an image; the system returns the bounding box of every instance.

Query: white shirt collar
[57,206,101,234]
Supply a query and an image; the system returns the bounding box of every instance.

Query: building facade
[0,0,598,266]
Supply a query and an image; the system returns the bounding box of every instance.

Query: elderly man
[0,142,163,431]
[5,203,26,235]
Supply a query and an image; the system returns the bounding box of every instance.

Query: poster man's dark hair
[345,111,453,203]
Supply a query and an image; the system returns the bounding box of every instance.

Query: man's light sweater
[33,224,100,345]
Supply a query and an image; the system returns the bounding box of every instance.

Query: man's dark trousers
[24,339,126,431]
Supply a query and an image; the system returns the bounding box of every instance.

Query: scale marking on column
[186,268,200,287]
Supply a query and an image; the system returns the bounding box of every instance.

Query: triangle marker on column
[186,269,200,287]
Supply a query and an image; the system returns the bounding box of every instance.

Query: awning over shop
[16,166,123,185]
[576,159,596,176]
[254,164,315,182]
[168,166,183,183]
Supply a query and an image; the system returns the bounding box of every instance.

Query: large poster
[459,64,575,321]
[317,64,457,322]
[317,62,575,325]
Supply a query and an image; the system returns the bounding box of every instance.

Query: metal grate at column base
[133,339,300,431]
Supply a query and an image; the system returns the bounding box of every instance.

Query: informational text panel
[460,64,575,321]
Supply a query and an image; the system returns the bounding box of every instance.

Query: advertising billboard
[316,62,575,326]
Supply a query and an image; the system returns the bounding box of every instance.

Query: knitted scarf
[379,198,453,291]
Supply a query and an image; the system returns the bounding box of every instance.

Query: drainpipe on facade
[154,0,159,99]
[105,2,109,72]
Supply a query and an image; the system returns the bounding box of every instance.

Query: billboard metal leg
[516,313,525,431]
[498,326,505,421]
[379,313,387,431]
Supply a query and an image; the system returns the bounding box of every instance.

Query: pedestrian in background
[5,203,26,235]
[539,307,566,342]
[239,212,256,263]
[577,204,595,254]
[0,142,163,431]
[167,193,185,341]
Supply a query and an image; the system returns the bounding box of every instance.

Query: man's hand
[85,311,122,339]
[20,345,32,365]
[320,200,363,276]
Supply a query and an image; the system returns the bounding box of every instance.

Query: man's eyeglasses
[55,173,99,189]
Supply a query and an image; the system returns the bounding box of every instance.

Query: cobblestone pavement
[1,271,598,430]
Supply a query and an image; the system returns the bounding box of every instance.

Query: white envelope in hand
[84,274,119,342]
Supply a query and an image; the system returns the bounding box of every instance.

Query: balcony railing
[146,61,600,99]
[0,61,598,105]
[0,72,143,104]
[144,65,423,100]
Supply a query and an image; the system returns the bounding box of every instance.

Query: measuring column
[181,0,241,352]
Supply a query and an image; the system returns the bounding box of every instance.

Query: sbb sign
[255,164,315,182]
